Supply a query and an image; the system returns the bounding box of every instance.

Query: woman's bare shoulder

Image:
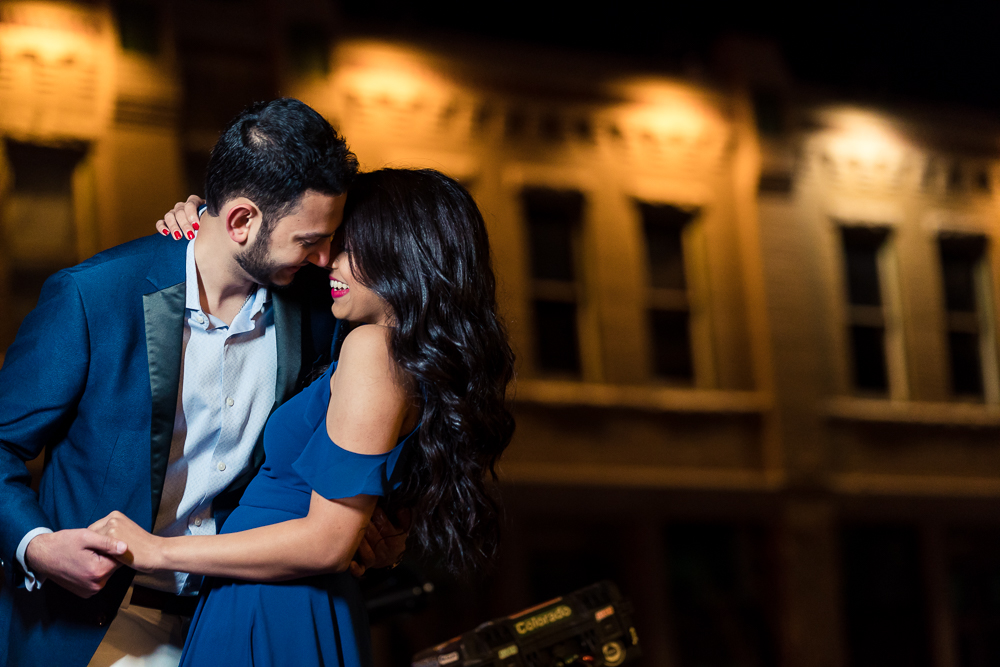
[335,325,395,381]
[326,325,412,456]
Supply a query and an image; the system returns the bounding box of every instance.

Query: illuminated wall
[0,0,183,349]
[284,39,1000,667]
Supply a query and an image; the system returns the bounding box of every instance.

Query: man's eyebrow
[294,232,335,241]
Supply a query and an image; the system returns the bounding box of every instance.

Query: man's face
[236,190,346,287]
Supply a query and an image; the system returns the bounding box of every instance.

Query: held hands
[89,511,164,574]
[23,529,127,598]
[350,507,411,578]
[156,195,204,240]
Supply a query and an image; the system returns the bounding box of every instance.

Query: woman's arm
[92,491,375,580]
[91,326,415,581]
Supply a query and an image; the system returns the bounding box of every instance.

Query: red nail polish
[161,229,169,236]
[174,231,182,240]
[192,221,200,231]
[187,231,195,240]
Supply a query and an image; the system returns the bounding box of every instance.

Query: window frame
[518,183,602,381]
[936,232,1000,403]
[833,221,909,400]
[634,198,715,389]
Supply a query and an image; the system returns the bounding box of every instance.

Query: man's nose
[308,240,331,268]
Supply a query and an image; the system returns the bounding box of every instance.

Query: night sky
[343,2,1000,112]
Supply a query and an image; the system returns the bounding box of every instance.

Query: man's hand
[23,529,127,598]
[349,507,411,578]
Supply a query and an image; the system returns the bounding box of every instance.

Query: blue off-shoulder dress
[178,363,413,667]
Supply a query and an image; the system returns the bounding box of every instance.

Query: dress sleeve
[291,427,409,500]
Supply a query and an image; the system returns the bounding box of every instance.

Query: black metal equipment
[361,563,434,625]
[411,581,640,667]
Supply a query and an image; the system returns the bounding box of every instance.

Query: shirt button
[226,397,234,407]
[196,314,205,324]
[194,518,202,527]
[217,461,226,471]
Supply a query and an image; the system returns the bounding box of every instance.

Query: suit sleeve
[0,270,90,573]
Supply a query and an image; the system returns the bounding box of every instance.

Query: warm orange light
[815,107,909,169]
[0,1,114,140]
[332,41,452,109]
[609,77,727,145]
[0,1,97,57]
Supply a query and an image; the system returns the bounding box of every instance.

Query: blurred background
[4,1,1000,666]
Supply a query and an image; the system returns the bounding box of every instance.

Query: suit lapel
[142,238,188,527]
[272,289,302,408]
[143,284,186,526]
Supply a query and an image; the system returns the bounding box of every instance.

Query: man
[0,98,402,667]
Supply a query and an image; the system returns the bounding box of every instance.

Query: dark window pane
[842,227,888,307]
[534,300,580,374]
[947,528,1000,667]
[940,235,985,313]
[975,169,992,192]
[850,325,888,392]
[6,139,84,195]
[286,24,331,76]
[665,524,779,667]
[644,222,685,289]
[650,310,693,381]
[841,525,930,667]
[949,164,964,192]
[523,188,583,281]
[948,331,984,397]
[113,2,160,55]
[751,89,785,136]
[638,202,696,290]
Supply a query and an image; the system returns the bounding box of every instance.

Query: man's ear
[225,203,259,244]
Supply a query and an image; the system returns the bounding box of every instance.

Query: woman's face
[328,247,391,326]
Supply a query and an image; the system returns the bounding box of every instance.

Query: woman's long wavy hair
[338,168,515,573]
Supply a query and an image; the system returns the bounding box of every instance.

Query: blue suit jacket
[0,234,335,666]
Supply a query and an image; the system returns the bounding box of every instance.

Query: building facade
[3,3,1000,666]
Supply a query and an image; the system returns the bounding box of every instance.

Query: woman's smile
[330,277,349,299]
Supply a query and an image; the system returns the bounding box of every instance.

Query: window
[947,527,1000,666]
[664,523,779,667]
[113,1,160,56]
[1,139,85,349]
[523,188,585,376]
[286,23,331,76]
[840,226,905,397]
[938,234,997,400]
[840,524,931,667]
[639,202,698,383]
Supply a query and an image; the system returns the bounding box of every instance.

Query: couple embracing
[0,98,515,666]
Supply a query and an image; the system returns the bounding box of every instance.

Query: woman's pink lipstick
[330,276,349,299]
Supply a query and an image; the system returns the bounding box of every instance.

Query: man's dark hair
[204,98,358,234]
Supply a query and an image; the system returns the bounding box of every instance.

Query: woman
[91,168,515,666]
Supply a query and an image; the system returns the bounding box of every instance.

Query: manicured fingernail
[174,231,182,240]
[161,229,169,236]
[186,231,195,240]
[192,221,200,230]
